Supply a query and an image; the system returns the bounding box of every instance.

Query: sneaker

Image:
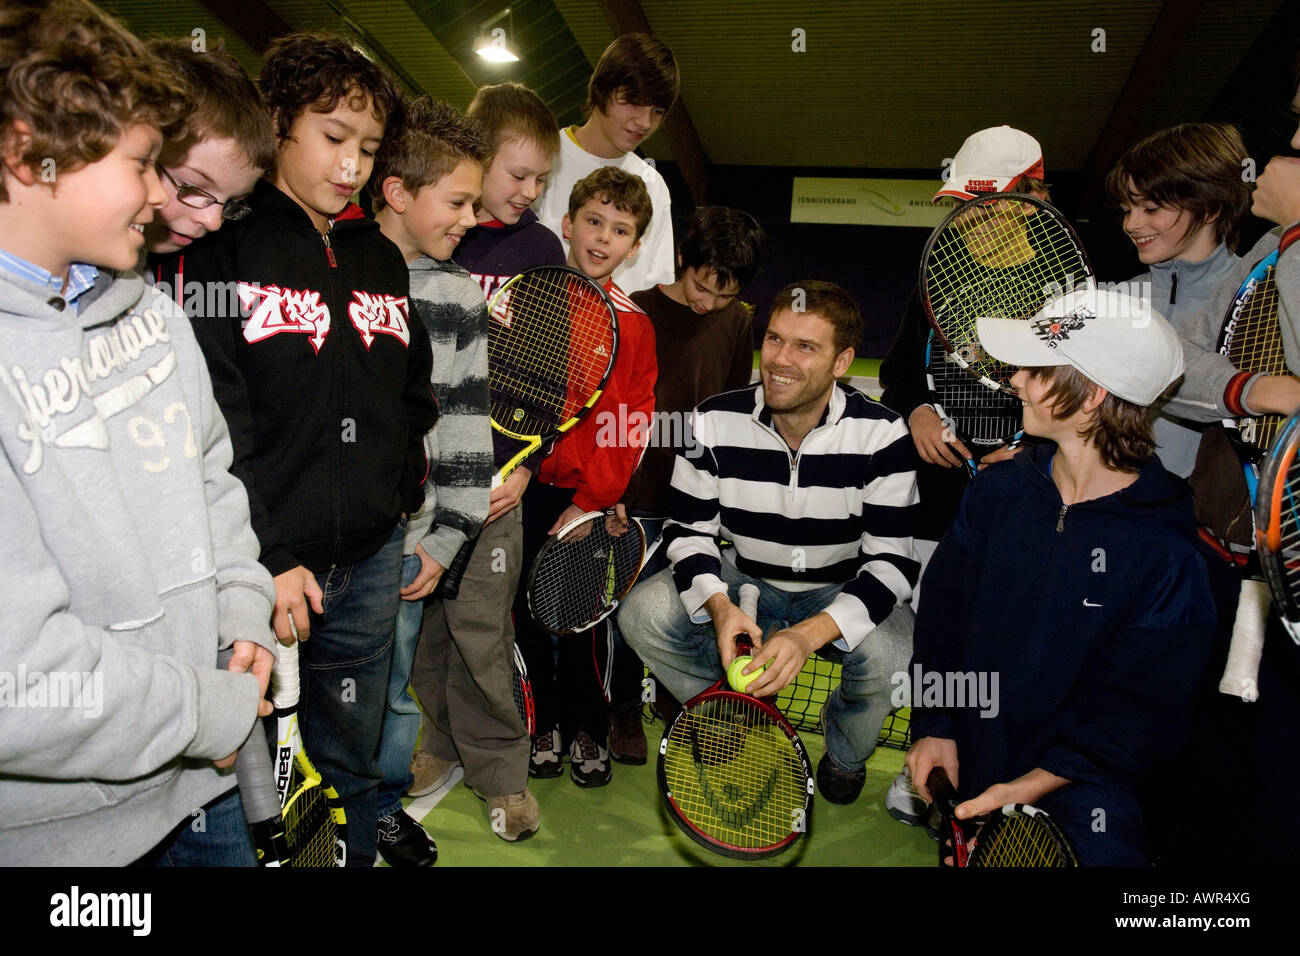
[475,788,540,842]
[376,811,438,867]
[408,751,460,797]
[609,707,647,765]
[884,766,928,826]
[529,727,564,778]
[816,752,865,805]
[568,730,612,787]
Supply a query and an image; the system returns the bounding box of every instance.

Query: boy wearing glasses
[142,40,275,290]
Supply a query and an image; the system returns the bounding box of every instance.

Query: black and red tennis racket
[511,642,536,736]
[436,265,620,599]
[927,767,1078,867]
[657,583,814,860]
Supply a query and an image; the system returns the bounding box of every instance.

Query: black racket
[920,192,1094,398]
[511,641,536,736]
[924,327,1023,477]
[526,511,648,635]
[657,583,815,860]
[435,265,620,599]
[927,767,1079,867]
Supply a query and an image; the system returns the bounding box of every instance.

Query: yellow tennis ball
[727,655,767,692]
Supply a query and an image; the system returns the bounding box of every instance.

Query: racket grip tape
[735,583,760,655]
[216,646,281,826]
[434,535,477,600]
[1219,578,1268,701]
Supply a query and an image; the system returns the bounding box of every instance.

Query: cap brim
[976,316,1069,369]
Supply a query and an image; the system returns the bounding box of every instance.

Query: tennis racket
[1256,410,1300,647]
[270,640,347,866]
[435,265,620,599]
[920,192,1094,397]
[657,583,815,860]
[217,646,290,867]
[924,327,1023,477]
[511,641,536,736]
[927,767,1079,867]
[1216,234,1300,697]
[526,510,648,635]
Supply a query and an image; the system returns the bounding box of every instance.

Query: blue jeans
[137,787,257,867]
[618,558,914,771]
[377,553,425,817]
[608,517,666,712]
[299,522,404,867]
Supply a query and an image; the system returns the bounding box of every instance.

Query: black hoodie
[182,179,438,576]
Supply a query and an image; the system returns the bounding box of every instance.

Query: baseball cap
[975,285,1185,406]
[934,126,1046,202]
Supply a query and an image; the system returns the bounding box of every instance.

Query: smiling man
[619,280,920,805]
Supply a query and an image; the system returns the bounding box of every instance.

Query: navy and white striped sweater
[663,382,920,649]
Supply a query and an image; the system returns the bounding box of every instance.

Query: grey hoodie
[0,268,275,865]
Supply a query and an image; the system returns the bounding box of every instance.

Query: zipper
[322,227,338,269]
[1056,504,1068,533]
[1168,270,1178,306]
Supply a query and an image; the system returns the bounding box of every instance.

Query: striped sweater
[403,255,493,566]
[664,382,919,649]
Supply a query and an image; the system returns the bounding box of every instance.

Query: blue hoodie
[910,443,1215,864]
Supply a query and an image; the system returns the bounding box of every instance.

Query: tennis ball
[727,655,768,692]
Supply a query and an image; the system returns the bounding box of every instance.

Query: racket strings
[1224,269,1286,452]
[663,697,806,850]
[282,767,340,867]
[928,343,1022,446]
[971,812,1074,867]
[927,200,1089,386]
[489,270,615,436]
[529,515,645,633]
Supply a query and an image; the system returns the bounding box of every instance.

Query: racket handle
[735,583,760,655]
[926,766,957,808]
[1219,578,1268,701]
[434,535,477,600]
[216,647,281,826]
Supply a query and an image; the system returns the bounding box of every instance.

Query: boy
[183,34,437,867]
[610,206,765,761]
[368,95,494,862]
[908,286,1216,865]
[517,166,657,786]
[0,0,275,865]
[405,81,563,841]
[620,281,918,805]
[143,38,275,289]
[534,33,678,294]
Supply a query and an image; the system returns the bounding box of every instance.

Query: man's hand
[908,405,973,469]
[703,591,762,670]
[400,545,445,602]
[272,565,324,645]
[485,466,531,525]
[1245,374,1300,416]
[906,735,960,802]
[741,625,817,698]
[951,767,1069,821]
[1252,155,1300,228]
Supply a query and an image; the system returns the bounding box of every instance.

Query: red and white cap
[976,285,1184,407]
[934,126,1046,202]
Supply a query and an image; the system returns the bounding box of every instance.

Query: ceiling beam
[195,0,293,54]
[597,0,710,206]
[1076,0,1206,219]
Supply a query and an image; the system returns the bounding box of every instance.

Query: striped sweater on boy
[404,255,493,566]
[663,382,919,649]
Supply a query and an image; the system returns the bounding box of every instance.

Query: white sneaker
[885,765,927,826]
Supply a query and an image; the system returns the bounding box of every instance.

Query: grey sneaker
[529,727,564,778]
[408,751,460,797]
[479,788,540,842]
[568,730,611,788]
[885,766,927,825]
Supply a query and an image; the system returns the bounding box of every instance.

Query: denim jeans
[377,552,425,817]
[136,787,256,867]
[299,521,403,867]
[618,557,914,771]
[607,517,666,712]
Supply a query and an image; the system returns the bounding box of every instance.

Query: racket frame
[525,510,648,635]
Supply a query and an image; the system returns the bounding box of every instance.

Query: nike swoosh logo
[1083,599,1102,608]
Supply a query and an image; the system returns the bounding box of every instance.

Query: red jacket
[538,280,657,511]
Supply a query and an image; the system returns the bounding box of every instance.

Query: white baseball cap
[975,285,1185,406]
[934,126,1046,202]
